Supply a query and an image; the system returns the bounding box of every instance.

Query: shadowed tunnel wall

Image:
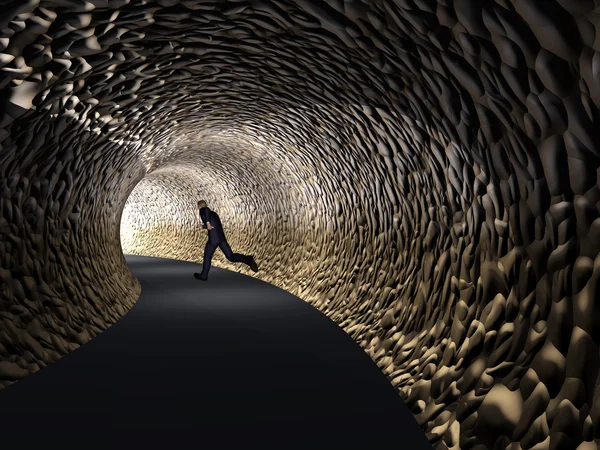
[1,1,600,448]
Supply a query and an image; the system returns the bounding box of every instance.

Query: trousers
[200,239,252,277]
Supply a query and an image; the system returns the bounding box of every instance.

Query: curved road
[0,255,431,449]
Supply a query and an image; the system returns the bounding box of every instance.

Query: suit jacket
[199,207,226,244]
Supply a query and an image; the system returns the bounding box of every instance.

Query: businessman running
[194,200,258,281]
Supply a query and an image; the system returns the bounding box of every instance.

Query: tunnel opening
[120,166,223,260]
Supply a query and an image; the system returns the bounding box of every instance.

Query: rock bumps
[1,1,600,448]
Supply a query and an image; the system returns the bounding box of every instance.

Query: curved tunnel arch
[1,0,600,448]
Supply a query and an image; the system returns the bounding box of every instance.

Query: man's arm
[206,211,214,230]
[200,208,214,230]
[200,208,208,229]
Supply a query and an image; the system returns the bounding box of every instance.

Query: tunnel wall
[0,111,143,385]
[2,1,600,449]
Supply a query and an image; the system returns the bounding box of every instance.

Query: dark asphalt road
[0,255,431,449]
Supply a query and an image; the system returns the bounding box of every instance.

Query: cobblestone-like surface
[2,1,600,448]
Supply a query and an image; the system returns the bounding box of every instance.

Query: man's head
[198,200,207,209]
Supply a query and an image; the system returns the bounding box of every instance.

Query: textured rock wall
[2,1,600,448]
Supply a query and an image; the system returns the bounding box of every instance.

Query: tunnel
[1,0,600,448]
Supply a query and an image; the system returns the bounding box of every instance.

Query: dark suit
[199,207,252,278]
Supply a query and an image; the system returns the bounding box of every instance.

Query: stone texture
[1,1,600,449]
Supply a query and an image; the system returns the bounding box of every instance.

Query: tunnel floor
[0,255,431,449]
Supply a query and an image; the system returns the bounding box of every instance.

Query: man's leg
[196,241,218,279]
[218,240,258,272]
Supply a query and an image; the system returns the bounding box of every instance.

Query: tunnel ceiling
[2,0,600,448]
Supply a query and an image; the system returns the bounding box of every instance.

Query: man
[194,200,259,281]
